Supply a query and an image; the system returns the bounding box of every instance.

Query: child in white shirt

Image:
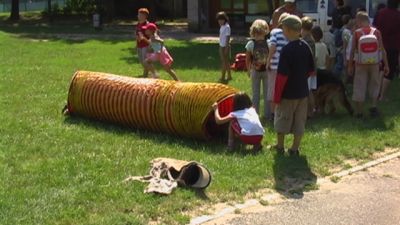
[217,11,232,83]
[311,26,330,70]
[212,92,264,151]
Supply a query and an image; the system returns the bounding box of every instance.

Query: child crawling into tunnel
[212,92,265,151]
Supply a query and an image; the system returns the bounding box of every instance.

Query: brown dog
[315,70,354,115]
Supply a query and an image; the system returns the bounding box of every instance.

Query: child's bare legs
[219,47,232,81]
[219,47,226,81]
[270,102,275,118]
[145,60,158,78]
[291,134,303,150]
[141,63,149,77]
[164,64,179,81]
[138,47,149,77]
[276,133,285,149]
[225,56,232,80]
[354,101,363,116]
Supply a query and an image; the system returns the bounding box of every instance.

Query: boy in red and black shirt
[136,8,150,77]
[273,15,315,156]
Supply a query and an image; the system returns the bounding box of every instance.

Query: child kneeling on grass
[274,15,315,156]
[212,92,265,151]
[144,23,180,81]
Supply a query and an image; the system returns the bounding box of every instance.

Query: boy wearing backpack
[348,11,389,118]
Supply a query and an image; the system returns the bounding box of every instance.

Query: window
[328,0,366,17]
[233,0,244,9]
[220,0,244,11]
[221,0,231,9]
[369,0,386,17]
[297,0,318,13]
[247,0,272,14]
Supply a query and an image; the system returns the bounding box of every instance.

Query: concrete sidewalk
[204,157,400,225]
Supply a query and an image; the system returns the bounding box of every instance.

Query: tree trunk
[48,0,53,21]
[48,0,52,13]
[100,0,115,22]
[10,0,20,21]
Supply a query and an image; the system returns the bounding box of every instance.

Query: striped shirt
[268,28,288,70]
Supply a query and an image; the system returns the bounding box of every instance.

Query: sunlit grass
[1,23,399,224]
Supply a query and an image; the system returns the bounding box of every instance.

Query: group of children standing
[213,10,390,154]
[135,8,390,155]
[213,12,314,155]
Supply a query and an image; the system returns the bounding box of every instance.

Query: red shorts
[231,119,263,145]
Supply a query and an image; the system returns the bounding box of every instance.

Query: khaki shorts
[352,64,381,102]
[267,69,277,101]
[137,46,148,65]
[274,97,308,135]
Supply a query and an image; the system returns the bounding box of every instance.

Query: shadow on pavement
[273,153,318,199]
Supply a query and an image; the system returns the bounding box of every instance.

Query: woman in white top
[216,11,232,83]
[212,92,264,152]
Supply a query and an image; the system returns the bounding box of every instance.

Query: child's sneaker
[252,144,263,153]
[273,145,284,154]
[369,107,379,118]
[288,149,300,156]
[355,113,364,119]
[269,113,275,122]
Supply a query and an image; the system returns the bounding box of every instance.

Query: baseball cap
[138,8,149,15]
[144,23,157,31]
[281,14,302,32]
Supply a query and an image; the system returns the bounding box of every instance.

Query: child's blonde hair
[278,13,290,28]
[301,16,314,31]
[249,19,269,38]
[356,11,370,24]
[347,19,356,29]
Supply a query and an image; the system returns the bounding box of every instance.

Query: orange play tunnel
[66,71,238,140]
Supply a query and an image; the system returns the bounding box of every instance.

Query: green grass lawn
[1,20,400,225]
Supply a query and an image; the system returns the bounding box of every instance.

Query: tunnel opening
[203,95,235,140]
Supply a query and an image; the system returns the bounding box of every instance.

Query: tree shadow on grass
[273,153,317,199]
[120,41,245,71]
[0,22,134,44]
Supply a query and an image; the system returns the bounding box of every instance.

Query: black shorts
[384,49,399,81]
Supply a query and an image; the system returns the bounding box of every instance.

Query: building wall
[188,0,275,32]
[114,0,186,19]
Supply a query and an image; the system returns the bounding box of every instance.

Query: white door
[367,0,388,20]
[297,0,329,31]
